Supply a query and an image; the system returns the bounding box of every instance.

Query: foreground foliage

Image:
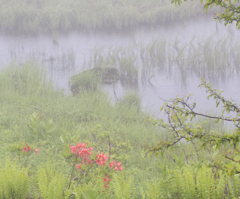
[1,63,240,198]
[149,78,240,179]
[2,159,240,198]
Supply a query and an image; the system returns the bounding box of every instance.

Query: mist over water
[1,15,240,117]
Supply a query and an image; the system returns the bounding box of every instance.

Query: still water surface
[0,15,239,118]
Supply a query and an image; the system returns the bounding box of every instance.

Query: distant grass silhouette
[0,0,217,34]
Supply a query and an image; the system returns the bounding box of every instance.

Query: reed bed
[8,35,237,88]
[82,36,240,88]
[0,0,217,33]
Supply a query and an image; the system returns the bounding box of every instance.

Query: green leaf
[88,191,99,199]
[161,151,164,157]
[96,193,107,199]
[82,191,91,199]
[237,20,240,27]
[60,136,64,143]
[93,182,101,192]
[82,191,98,199]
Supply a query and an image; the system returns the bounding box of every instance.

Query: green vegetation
[1,0,240,197]
[0,0,217,33]
[70,67,120,95]
[147,78,240,197]
[1,26,240,198]
[83,36,240,85]
[0,59,240,198]
[0,62,160,197]
[149,78,240,174]
[0,160,29,199]
[173,0,240,29]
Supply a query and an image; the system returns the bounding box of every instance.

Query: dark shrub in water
[70,67,120,95]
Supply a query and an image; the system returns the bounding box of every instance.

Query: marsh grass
[70,70,100,95]
[116,92,141,113]
[82,36,240,90]
[0,61,54,97]
[0,62,166,179]
[0,62,237,197]
[8,35,238,90]
[9,47,76,71]
[0,0,218,33]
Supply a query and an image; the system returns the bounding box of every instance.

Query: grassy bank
[0,62,238,198]
[0,62,168,179]
[0,0,217,34]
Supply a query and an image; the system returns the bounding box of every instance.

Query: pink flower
[88,147,94,151]
[114,162,123,172]
[70,146,77,154]
[103,177,111,183]
[35,148,39,154]
[70,143,93,162]
[103,174,111,189]
[22,147,28,153]
[118,166,123,171]
[87,160,92,166]
[76,164,82,170]
[109,160,116,168]
[116,162,122,167]
[76,143,86,148]
[96,153,108,166]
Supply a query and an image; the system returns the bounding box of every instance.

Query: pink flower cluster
[103,174,111,189]
[22,143,39,154]
[109,160,123,171]
[70,143,124,171]
[70,142,124,189]
[96,153,108,166]
[70,143,94,170]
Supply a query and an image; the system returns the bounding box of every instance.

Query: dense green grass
[0,62,163,176]
[0,0,217,33]
[0,61,218,173]
[0,61,238,197]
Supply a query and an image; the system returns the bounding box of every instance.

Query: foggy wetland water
[3,0,240,198]
[1,15,240,117]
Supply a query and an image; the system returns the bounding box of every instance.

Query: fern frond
[183,166,197,199]
[0,159,29,199]
[145,179,161,199]
[37,164,70,199]
[111,172,135,199]
[139,186,146,199]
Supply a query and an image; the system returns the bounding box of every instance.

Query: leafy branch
[172,0,240,29]
[147,78,240,175]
